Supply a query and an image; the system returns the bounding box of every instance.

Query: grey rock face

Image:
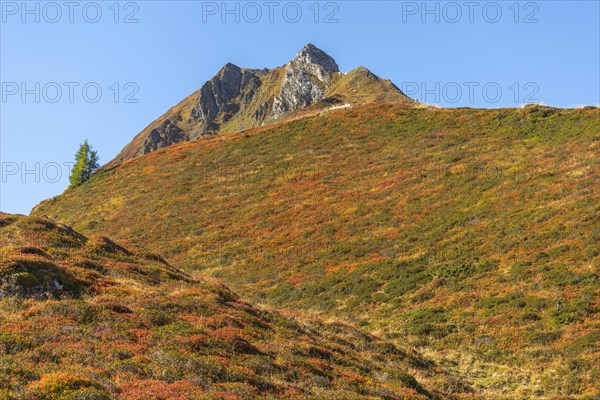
[292,43,339,73]
[270,44,340,119]
[142,118,187,154]
[190,63,263,137]
[191,44,341,131]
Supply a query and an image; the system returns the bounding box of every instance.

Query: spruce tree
[69,140,100,187]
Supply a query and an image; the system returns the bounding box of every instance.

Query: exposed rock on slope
[270,43,340,118]
[106,44,413,167]
[190,63,267,137]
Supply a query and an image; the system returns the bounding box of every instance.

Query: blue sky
[1,0,599,214]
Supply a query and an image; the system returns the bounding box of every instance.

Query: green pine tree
[69,140,100,187]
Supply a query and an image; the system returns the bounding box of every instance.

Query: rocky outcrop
[142,118,187,153]
[190,64,265,138]
[270,44,340,119]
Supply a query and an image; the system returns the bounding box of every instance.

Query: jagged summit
[217,62,240,77]
[270,44,341,118]
[221,61,238,69]
[105,44,413,167]
[292,43,340,72]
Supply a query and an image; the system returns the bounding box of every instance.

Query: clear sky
[1,0,599,215]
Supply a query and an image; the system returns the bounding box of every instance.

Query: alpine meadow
[1,4,599,400]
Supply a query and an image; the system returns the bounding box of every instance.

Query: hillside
[106,44,413,167]
[34,103,600,398]
[0,213,470,399]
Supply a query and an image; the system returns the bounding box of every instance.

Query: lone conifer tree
[69,140,99,187]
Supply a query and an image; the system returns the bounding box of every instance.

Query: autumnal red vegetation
[0,213,472,399]
[31,103,600,398]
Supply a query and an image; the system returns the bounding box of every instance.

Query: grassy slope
[0,213,466,400]
[327,67,415,105]
[108,90,202,165]
[35,103,600,398]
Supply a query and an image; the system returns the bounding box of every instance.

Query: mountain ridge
[105,44,413,167]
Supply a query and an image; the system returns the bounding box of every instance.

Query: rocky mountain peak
[269,44,342,118]
[291,43,339,72]
[218,62,241,76]
[105,44,413,167]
